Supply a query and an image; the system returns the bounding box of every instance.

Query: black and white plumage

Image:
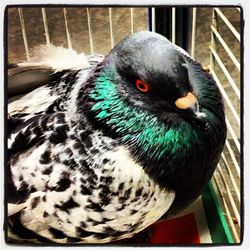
[7,31,226,244]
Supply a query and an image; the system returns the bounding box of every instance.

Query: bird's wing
[8,44,90,98]
[8,66,104,117]
[7,109,175,243]
[7,111,69,221]
[7,113,52,244]
[8,56,88,117]
[8,43,104,117]
[8,85,60,117]
[8,113,50,153]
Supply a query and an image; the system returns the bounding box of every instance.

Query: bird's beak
[175,92,199,114]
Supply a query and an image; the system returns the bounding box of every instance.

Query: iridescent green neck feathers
[90,68,200,160]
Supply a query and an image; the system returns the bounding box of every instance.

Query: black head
[105,31,198,117]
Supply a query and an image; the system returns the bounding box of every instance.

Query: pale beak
[175,92,199,113]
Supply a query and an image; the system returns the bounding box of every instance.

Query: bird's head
[82,31,226,213]
[103,31,200,118]
[86,31,226,186]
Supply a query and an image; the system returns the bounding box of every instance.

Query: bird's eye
[135,79,150,93]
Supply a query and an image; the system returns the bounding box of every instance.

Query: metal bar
[151,7,156,32]
[210,9,217,69]
[86,8,94,54]
[211,25,240,71]
[225,116,240,153]
[148,8,152,31]
[18,8,30,61]
[214,8,240,42]
[63,8,72,49]
[209,7,241,243]
[130,8,134,34]
[171,8,176,44]
[109,8,114,49]
[210,70,240,153]
[209,45,240,99]
[191,8,197,58]
[213,175,240,242]
[225,139,240,177]
[209,66,240,126]
[221,152,240,202]
[41,8,50,44]
[217,164,240,227]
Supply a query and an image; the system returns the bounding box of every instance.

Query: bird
[7,31,226,244]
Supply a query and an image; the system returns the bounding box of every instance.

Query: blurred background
[6,6,242,244]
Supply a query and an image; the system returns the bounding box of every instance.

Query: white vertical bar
[109,8,114,49]
[18,8,30,61]
[41,8,50,45]
[63,8,72,49]
[191,8,197,58]
[86,8,94,54]
[210,8,217,69]
[130,8,134,34]
[151,7,155,32]
[171,8,176,44]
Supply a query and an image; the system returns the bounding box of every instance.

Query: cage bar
[41,8,50,44]
[214,8,240,42]
[209,65,240,126]
[210,8,217,69]
[63,8,72,49]
[86,8,94,54]
[209,8,241,240]
[221,152,240,202]
[151,7,156,32]
[209,44,240,99]
[108,8,114,48]
[225,139,240,176]
[191,8,197,58]
[216,164,240,227]
[226,119,240,153]
[18,8,30,61]
[171,8,176,44]
[130,8,134,34]
[210,25,240,71]
[225,116,240,153]
[213,175,240,242]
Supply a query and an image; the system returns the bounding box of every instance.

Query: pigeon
[7,31,226,244]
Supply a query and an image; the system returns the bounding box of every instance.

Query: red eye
[136,79,150,93]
